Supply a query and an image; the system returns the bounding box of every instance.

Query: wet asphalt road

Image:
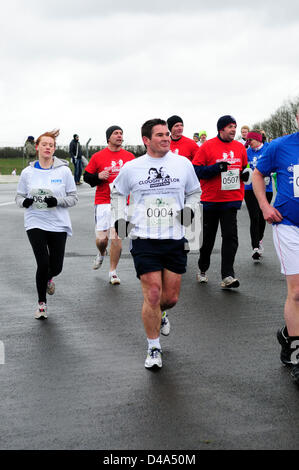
[0,181,299,451]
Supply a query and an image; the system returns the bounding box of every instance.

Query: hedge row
[0,145,146,159]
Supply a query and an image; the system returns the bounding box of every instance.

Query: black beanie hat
[217,115,237,132]
[106,125,123,142]
[167,115,183,132]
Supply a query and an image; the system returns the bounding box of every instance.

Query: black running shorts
[130,237,189,279]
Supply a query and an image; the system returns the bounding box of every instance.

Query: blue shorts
[130,238,189,279]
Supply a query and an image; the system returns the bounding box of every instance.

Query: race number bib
[221,169,240,190]
[30,188,54,210]
[145,196,176,227]
[264,177,270,186]
[293,165,299,197]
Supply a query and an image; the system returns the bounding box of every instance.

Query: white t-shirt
[113,151,200,240]
[17,164,76,236]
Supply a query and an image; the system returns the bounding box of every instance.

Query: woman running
[244,131,273,260]
[16,129,78,319]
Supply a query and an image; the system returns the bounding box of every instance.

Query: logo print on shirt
[107,160,125,173]
[218,150,240,165]
[51,179,62,183]
[139,167,179,188]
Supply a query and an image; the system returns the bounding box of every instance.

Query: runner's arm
[56,191,78,208]
[185,187,201,207]
[252,168,282,223]
[15,192,30,208]
[110,184,127,223]
[83,170,105,187]
[193,162,230,179]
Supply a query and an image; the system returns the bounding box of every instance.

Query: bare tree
[251,96,299,140]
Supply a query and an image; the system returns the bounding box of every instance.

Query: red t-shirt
[85,147,135,204]
[192,137,248,202]
[170,135,199,162]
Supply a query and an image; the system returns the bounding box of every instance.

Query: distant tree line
[0,144,146,159]
[2,97,299,159]
[251,96,299,141]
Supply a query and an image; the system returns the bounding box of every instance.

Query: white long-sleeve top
[16,157,78,236]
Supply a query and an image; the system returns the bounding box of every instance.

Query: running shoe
[160,311,170,336]
[47,279,55,295]
[93,253,104,270]
[144,347,163,369]
[196,272,208,283]
[252,248,262,261]
[291,364,299,385]
[35,302,47,320]
[277,326,293,366]
[221,276,240,289]
[109,273,121,285]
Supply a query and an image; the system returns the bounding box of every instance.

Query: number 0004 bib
[221,169,240,190]
[145,196,176,227]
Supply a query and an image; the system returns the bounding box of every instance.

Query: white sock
[109,270,116,277]
[147,337,161,351]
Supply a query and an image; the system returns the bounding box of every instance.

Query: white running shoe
[221,276,240,289]
[109,273,121,285]
[47,279,55,295]
[35,302,48,319]
[160,311,170,336]
[144,347,163,369]
[196,272,208,283]
[93,253,104,270]
[252,248,262,261]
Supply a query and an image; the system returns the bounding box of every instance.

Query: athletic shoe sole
[145,364,162,369]
[277,328,297,366]
[46,281,55,295]
[109,277,121,285]
[221,280,240,289]
[35,312,48,320]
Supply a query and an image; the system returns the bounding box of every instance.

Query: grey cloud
[20,0,299,24]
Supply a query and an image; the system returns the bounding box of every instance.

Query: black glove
[114,218,134,239]
[240,168,252,183]
[44,196,58,208]
[176,207,195,227]
[22,198,34,208]
[218,161,231,172]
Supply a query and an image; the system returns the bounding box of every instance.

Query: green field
[0,157,73,175]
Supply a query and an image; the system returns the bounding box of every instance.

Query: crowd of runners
[15,109,299,386]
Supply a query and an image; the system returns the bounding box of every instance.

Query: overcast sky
[1,0,298,147]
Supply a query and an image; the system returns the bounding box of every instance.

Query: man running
[111,118,201,369]
[192,115,249,288]
[83,126,135,284]
[167,115,199,162]
[252,106,299,385]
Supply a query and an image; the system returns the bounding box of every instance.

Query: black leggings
[27,229,67,303]
[198,208,238,279]
[244,190,273,249]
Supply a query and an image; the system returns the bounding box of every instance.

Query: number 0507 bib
[221,169,240,191]
[145,196,176,227]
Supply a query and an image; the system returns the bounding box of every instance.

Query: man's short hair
[141,119,167,139]
[241,125,250,131]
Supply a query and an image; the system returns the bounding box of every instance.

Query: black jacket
[69,139,82,160]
